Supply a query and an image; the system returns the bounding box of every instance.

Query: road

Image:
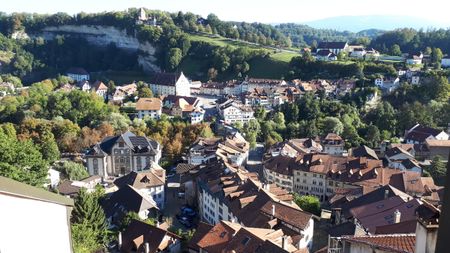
[246,143,265,179]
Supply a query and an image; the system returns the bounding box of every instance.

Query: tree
[293,194,321,216]
[428,156,447,186]
[71,222,102,253]
[431,47,443,64]
[71,188,109,246]
[321,117,344,135]
[207,68,218,81]
[120,211,156,231]
[390,44,402,56]
[105,112,131,132]
[55,161,89,180]
[365,125,381,147]
[166,47,182,70]
[138,86,153,98]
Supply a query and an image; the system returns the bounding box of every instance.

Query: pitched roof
[342,234,415,253]
[91,80,108,91]
[385,147,413,158]
[57,180,82,196]
[121,219,180,253]
[136,98,162,111]
[87,131,159,156]
[375,219,417,234]
[352,145,378,160]
[114,168,165,190]
[317,41,348,49]
[0,176,73,207]
[324,133,343,141]
[196,221,240,253]
[188,222,214,251]
[149,72,182,86]
[405,124,445,142]
[327,222,359,237]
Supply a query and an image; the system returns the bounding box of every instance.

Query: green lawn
[187,34,264,50]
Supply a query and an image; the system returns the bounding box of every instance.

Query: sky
[2,0,450,24]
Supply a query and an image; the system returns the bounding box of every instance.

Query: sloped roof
[87,131,159,156]
[149,72,181,86]
[103,185,158,218]
[342,234,415,253]
[352,145,378,160]
[136,98,162,111]
[114,168,165,190]
[318,41,348,49]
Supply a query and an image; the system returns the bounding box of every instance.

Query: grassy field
[187,34,265,50]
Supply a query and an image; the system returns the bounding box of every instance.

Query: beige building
[136,97,162,119]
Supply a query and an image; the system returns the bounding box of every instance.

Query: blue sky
[2,0,450,24]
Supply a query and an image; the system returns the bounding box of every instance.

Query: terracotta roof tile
[342,234,415,253]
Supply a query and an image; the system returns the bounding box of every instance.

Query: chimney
[384,189,389,199]
[282,235,288,250]
[272,204,276,216]
[118,232,123,249]
[145,242,150,253]
[394,209,401,223]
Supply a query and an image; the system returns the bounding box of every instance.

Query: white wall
[0,193,72,253]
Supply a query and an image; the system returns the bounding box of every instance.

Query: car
[166,172,175,178]
[176,215,193,228]
[177,192,185,198]
[181,207,196,218]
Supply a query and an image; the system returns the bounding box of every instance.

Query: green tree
[431,47,443,64]
[428,155,447,186]
[293,194,321,216]
[390,44,402,56]
[55,161,89,180]
[71,222,102,253]
[321,117,344,135]
[71,188,109,246]
[138,86,153,98]
[365,125,381,147]
[166,47,183,70]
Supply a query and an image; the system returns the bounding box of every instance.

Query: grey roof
[318,41,348,49]
[0,176,73,206]
[87,131,159,156]
[353,145,378,160]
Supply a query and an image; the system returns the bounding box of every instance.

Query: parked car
[181,206,197,218]
[177,192,185,199]
[176,215,193,228]
[166,172,175,178]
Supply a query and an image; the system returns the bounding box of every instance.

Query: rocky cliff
[34,25,160,72]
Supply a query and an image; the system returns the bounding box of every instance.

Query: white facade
[411,76,420,85]
[46,168,61,188]
[149,72,191,97]
[0,178,73,253]
[140,184,165,209]
[67,73,89,82]
[137,108,162,120]
[190,109,205,124]
[219,104,255,124]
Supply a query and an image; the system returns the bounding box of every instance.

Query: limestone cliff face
[36,25,160,72]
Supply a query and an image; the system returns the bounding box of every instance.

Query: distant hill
[304,15,448,32]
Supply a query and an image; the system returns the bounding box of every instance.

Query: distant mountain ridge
[304,15,448,32]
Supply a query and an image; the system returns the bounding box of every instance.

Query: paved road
[246,143,265,179]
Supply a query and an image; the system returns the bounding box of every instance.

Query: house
[0,176,74,253]
[103,184,159,224]
[77,80,91,92]
[406,52,423,65]
[365,48,380,59]
[241,78,287,92]
[218,99,255,124]
[188,137,222,165]
[316,41,349,55]
[0,81,15,97]
[114,164,165,209]
[315,49,337,61]
[351,145,378,160]
[91,80,108,99]
[268,138,323,157]
[162,95,204,122]
[149,72,191,97]
[66,67,90,82]
[120,219,181,253]
[384,147,421,173]
[441,57,450,67]
[350,48,366,58]
[56,83,76,93]
[46,168,60,188]
[110,83,137,102]
[136,97,162,120]
[190,107,205,124]
[192,220,301,253]
[194,164,315,251]
[322,133,346,156]
[415,139,450,161]
[374,76,400,93]
[410,75,420,85]
[85,131,162,177]
[57,175,102,197]
[404,124,449,144]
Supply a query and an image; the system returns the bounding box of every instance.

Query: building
[57,175,102,197]
[241,78,287,93]
[218,99,255,124]
[119,219,181,253]
[77,80,91,92]
[66,67,90,82]
[406,52,423,65]
[315,49,337,61]
[322,133,346,156]
[149,72,191,97]
[193,163,315,251]
[268,138,323,157]
[188,137,222,165]
[114,164,165,209]
[136,97,162,120]
[190,107,205,124]
[374,77,400,93]
[317,41,349,55]
[0,176,74,253]
[404,124,449,144]
[110,83,137,102]
[350,48,366,58]
[162,95,204,123]
[441,57,450,67]
[384,147,421,173]
[91,80,108,99]
[85,131,162,177]
[192,220,301,253]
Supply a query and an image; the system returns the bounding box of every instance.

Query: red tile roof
[342,234,415,253]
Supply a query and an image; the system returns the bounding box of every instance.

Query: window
[241,237,251,245]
